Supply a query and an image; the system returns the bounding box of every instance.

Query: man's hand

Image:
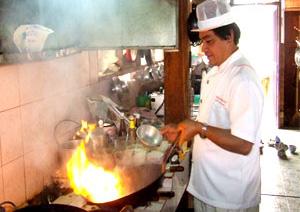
[160,123,179,142]
[160,119,201,146]
[177,119,202,145]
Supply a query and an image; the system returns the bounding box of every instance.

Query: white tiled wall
[0,66,20,111]
[0,51,108,205]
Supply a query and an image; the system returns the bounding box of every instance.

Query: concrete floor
[260,136,300,212]
[176,129,300,212]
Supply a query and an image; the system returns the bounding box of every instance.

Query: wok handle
[119,205,134,212]
[162,135,181,164]
[157,191,175,198]
[162,142,177,164]
[168,165,184,172]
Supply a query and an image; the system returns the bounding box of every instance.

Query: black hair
[212,23,241,45]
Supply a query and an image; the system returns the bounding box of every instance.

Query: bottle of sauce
[118,114,127,137]
[126,115,136,145]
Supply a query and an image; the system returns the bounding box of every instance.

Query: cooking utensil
[14,202,134,212]
[53,119,81,147]
[136,124,163,147]
[61,122,182,208]
[79,139,183,208]
[92,163,162,208]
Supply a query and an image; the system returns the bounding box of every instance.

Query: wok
[14,144,182,212]
[93,163,163,209]
[91,142,183,209]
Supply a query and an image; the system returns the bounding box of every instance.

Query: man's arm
[199,123,253,155]
[176,119,253,155]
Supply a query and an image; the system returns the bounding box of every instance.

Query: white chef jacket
[187,49,264,209]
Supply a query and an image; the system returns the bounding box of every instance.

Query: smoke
[1,0,177,56]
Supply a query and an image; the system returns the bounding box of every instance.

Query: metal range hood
[0,0,179,64]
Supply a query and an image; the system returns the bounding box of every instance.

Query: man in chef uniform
[161,0,264,211]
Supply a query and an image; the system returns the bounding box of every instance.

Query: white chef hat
[194,0,235,32]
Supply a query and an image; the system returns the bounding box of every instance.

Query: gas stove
[18,153,190,212]
[15,143,190,212]
[49,176,174,212]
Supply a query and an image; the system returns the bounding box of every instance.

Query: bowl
[136,124,163,147]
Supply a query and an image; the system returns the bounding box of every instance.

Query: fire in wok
[66,141,125,203]
[65,120,166,205]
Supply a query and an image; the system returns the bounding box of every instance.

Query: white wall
[232,5,283,141]
[0,51,115,205]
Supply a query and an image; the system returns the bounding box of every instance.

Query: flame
[66,141,123,203]
[74,120,96,140]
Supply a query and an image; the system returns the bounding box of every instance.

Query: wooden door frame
[164,0,191,124]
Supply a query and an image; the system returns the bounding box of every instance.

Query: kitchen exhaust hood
[0,0,178,64]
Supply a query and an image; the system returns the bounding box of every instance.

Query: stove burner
[27,181,72,205]
[22,177,164,212]
[84,203,134,212]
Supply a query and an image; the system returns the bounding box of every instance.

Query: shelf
[285,8,300,12]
